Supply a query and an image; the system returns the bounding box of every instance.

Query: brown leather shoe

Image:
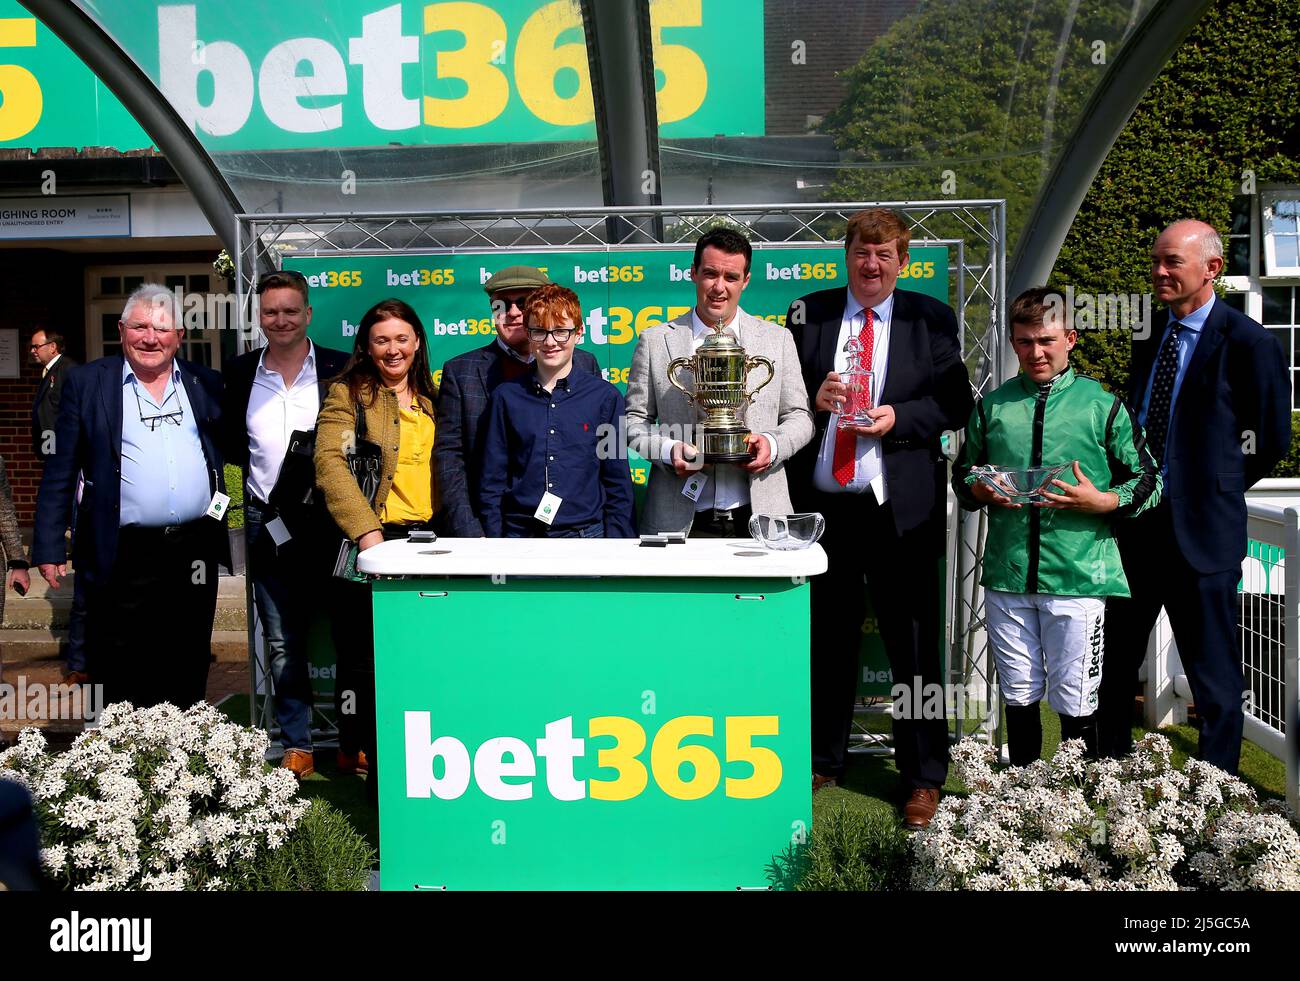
[336,750,370,775]
[282,748,315,779]
[812,773,839,793]
[902,788,940,830]
[62,671,91,686]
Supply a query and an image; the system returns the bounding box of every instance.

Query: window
[1262,285,1299,409]
[1262,191,1300,277]
[1226,196,1252,277]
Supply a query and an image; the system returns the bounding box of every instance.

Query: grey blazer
[626,309,814,534]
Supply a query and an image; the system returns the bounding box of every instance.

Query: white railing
[1147,504,1298,815]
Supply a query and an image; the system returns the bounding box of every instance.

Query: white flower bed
[912,734,1300,891]
[0,702,309,890]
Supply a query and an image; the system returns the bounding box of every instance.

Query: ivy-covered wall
[1056,0,1300,398]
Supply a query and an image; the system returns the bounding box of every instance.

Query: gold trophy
[667,320,774,463]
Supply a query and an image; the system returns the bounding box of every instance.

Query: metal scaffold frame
[233,201,1007,753]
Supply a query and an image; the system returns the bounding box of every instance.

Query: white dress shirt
[812,290,894,502]
[43,352,61,378]
[246,342,321,503]
[660,309,777,512]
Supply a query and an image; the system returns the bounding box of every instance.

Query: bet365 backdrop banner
[285,245,950,392]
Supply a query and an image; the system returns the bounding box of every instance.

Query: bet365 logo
[405,713,782,802]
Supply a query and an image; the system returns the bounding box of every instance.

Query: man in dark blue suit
[787,208,974,829]
[1100,220,1291,773]
[435,265,600,537]
[222,270,349,778]
[32,284,229,711]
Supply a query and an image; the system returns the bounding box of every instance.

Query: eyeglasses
[526,328,576,344]
[29,340,54,351]
[134,386,184,431]
[495,295,530,313]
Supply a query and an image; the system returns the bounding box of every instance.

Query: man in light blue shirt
[1137,291,1215,478]
[33,284,229,710]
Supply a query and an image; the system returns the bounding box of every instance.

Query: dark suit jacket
[31,355,229,585]
[435,341,601,537]
[219,342,351,470]
[31,354,77,458]
[1125,298,1290,573]
[786,286,974,535]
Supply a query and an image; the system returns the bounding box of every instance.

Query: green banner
[1,0,763,151]
[285,245,950,387]
[372,574,811,889]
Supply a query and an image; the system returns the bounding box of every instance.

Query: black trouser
[88,520,222,710]
[329,522,431,803]
[1100,502,1244,773]
[688,504,752,539]
[809,491,948,791]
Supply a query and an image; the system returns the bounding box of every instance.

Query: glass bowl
[969,463,1072,502]
[748,512,826,550]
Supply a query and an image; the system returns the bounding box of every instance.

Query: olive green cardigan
[314,381,439,543]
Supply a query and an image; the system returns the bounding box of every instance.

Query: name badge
[534,492,563,526]
[205,491,231,521]
[265,516,292,547]
[681,474,709,502]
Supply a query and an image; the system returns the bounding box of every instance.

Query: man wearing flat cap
[435,265,602,536]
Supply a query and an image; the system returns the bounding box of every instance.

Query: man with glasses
[221,270,349,778]
[435,265,601,537]
[32,284,229,710]
[27,327,89,688]
[29,328,76,461]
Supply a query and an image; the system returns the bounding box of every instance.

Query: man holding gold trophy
[626,228,813,538]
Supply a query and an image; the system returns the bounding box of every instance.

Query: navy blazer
[219,342,351,470]
[435,341,601,537]
[786,286,974,535]
[1125,298,1290,573]
[31,355,229,585]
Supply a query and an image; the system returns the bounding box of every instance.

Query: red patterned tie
[832,308,874,487]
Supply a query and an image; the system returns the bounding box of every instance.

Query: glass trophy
[837,334,875,429]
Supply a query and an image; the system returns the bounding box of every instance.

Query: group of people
[9,209,1288,832]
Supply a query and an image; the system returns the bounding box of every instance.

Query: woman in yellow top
[315,297,440,802]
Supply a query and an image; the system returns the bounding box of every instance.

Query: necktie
[1144,322,1182,464]
[832,308,875,487]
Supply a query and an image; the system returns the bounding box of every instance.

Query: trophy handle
[667,356,696,402]
[745,356,775,401]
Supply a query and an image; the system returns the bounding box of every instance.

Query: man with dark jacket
[1099,220,1290,773]
[787,208,973,829]
[30,328,76,460]
[33,284,229,710]
[221,270,349,779]
[435,265,600,537]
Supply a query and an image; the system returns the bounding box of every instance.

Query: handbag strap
[353,399,368,446]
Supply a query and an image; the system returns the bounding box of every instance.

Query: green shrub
[231,799,375,892]
[224,464,244,529]
[795,805,913,892]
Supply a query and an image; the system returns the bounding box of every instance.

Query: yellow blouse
[378,401,436,525]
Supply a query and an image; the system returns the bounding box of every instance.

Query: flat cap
[483,265,551,295]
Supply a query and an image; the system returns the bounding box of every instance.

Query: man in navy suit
[435,265,600,537]
[787,208,974,829]
[32,284,229,710]
[221,270,349,778]
[1099,220,1290,773]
